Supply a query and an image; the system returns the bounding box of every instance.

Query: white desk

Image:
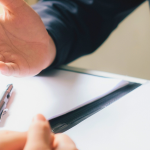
[0,67,130,132]
[0,65,148,149]
[63,66,150,150]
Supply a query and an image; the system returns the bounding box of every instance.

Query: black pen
[0,84,13,122]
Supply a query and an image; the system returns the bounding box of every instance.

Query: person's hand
[0,114,77,150]
[0,0,56,77]
[0,130,27,150]
[24,114,77,150]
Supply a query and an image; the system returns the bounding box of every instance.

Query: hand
[0,114,77,150]
[0,0,56,77]
[0,130,27,150]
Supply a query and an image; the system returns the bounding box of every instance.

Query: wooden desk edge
[59,65,148,84]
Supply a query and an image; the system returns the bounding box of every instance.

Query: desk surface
[48,66,150,150]
[0,66,147,149]
[50,66,145,133]
[0,67,134,132]
[65,81,150,150]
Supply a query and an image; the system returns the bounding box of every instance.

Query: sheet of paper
[0,69,128,131]
[65,82,150,150]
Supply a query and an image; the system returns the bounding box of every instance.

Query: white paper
[0,69,128,131]
[65,82,150,150]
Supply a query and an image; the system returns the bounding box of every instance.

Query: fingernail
[33,114,46,122]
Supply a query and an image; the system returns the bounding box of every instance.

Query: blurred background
[0,1,150,79]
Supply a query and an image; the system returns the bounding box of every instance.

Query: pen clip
[0,84,13,122]
[0,109,8,122]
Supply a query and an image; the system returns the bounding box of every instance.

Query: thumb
[24,114,52,150]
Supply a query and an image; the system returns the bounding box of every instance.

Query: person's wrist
[43,34,56,70]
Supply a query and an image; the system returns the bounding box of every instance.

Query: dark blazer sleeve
[32,0,145,70]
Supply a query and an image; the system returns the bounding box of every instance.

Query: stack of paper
[0,69,128,131]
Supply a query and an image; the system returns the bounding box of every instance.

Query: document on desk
[0,69,128,131]
[65,82,150,150]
